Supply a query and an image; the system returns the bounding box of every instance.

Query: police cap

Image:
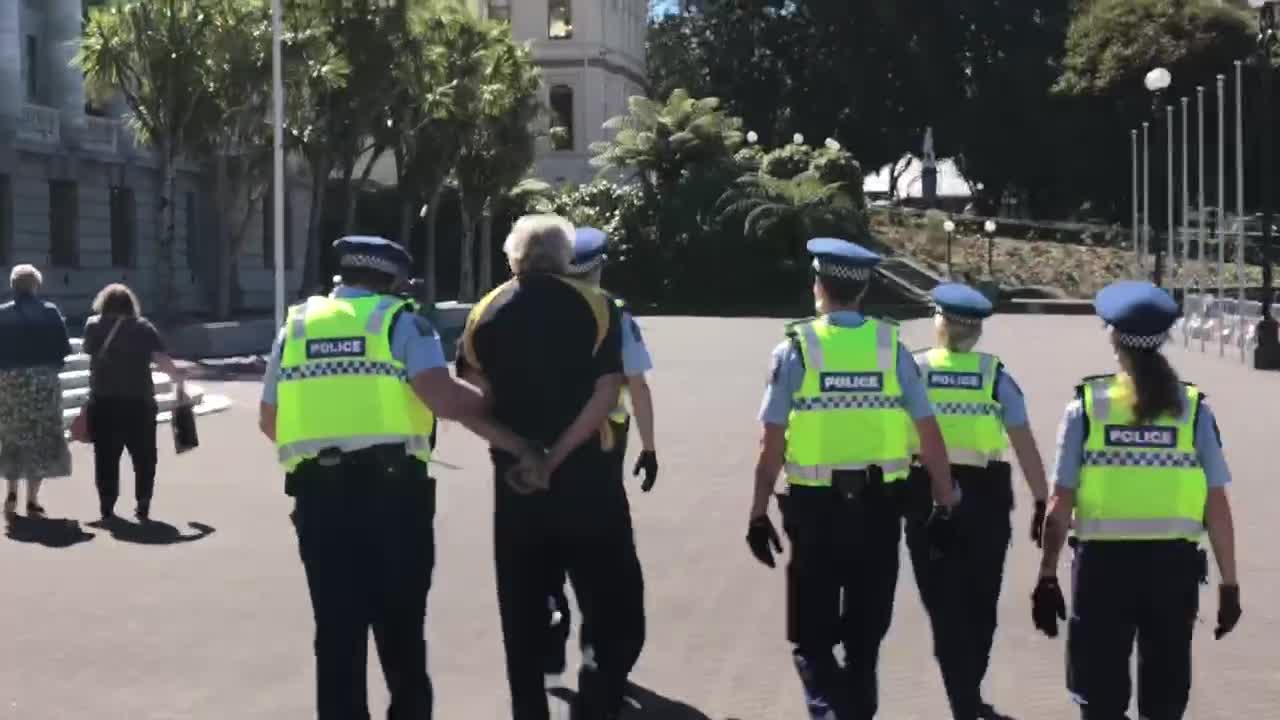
[931,282,993,326]
[333,236,413,278]
[568,227,608,276]
[1094,280,1180,349]
[807,237,880,282]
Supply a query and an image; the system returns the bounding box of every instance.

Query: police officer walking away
[905,283,1048,720]
[1033,280,1241,720]
[746,238,960,720]
[456,215,645,720]
[259,236,537,720]
[543,226,658,676]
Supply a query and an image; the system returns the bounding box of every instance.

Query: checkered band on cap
[937,309,983,326]
[1113,329,1169,349]
[340,253,402,276]
[568,253,606,275]
[812,258,870,281]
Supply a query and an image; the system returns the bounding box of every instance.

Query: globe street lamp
[1249,0,1280,369]
[983,219,998,277]
[1145,67,1172,287]
[943,220,957,278]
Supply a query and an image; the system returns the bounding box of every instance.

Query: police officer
[1032,280,1242,720]
[904,283,1048,720]
[258,236,537,720]
[543,226,658,675]
[746,237,960,720]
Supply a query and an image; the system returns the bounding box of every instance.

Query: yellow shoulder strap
[551,275,611,353]
[461,280,517,373]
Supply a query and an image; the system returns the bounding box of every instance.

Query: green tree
[78,0,218,317]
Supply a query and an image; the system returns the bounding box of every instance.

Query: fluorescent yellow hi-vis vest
[1076,374,1207,542]
[275,294,435,472]
[908,348,1007,467]
[609,296,631,425]
[784,317,911,486]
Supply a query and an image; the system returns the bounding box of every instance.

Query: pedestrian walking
[0,264,72,518]
[1032,280,1241,720]
[746,237,960,720]
[904,283,1049,720]
[543,226,657,677]
[456,215,645,720]
[258,235,537,720]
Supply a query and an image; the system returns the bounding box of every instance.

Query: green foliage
[760,143,813,181]
[810,144,863,187]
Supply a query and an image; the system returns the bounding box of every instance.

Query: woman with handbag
[0,265,73,518]
[81,283,187,522]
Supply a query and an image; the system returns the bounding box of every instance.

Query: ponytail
[1119,347,1183,423]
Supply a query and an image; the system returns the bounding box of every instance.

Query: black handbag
[172,384,199,454]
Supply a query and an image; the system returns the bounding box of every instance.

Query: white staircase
[60,338,232,431]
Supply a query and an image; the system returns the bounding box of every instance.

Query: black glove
[1031,500,1047,548]
[633,450,658,492]
[926,504,958,558]
[746,515,783,568]
[1215,584,1241,639]
[1032,576,1067,638]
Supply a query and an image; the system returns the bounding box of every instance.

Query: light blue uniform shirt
[620,309,653,376]
[260,285,446,406]
[759,311,934,425]
[1052,393,1231,490]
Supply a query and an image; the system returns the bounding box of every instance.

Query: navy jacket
[0,294,73,370]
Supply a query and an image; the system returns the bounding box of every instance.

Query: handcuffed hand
[1215,584,1241,639]
[503,446,550,495]
[633,451,658,492]
[1031,500,1047,548]
[746,515,783,568]
[1032,576,1067,638]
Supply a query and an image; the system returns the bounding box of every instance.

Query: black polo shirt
[457,272,623,462]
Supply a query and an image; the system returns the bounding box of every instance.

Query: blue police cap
[931,282,993,325]
[807,237,880,281]
[1094,280,1180,349]
[333,236,413,278]
[568,227,608,275]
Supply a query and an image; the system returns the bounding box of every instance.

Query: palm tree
[717,171,867,249]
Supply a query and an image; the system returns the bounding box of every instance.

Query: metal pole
[1181,97,1189,291]
[1143,122,1150,273]
[1218,74,1226,356]
[1198,87,1206,295]
[1257,7,1279,370]
[1166,104,1174,290]
[1132,129,1140,273]
[271,0,286,330]
[1237,60,1247,362]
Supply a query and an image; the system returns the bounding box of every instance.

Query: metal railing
[18,104,60,143]
[82,116,120,153]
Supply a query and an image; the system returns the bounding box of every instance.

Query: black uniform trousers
[496,448,645,720]
[904,464,1015,720]
[545,417,631,673]
[780,472,904,720]
[1066,540,1201,720]
[291,445,436,720]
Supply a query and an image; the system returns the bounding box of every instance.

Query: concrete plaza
[1,315,1278,720]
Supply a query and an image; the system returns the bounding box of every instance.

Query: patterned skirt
[0,367,72,481]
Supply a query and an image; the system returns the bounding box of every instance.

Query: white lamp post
[943,220,957,278]
[271,0,285,329]
[1144,67,1172,286]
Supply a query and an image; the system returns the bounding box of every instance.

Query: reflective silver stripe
[792,394,903,411]
[914,351,931,373]
[1075,517,1204,538]
[1088,378,1110,420]
[934,401,1001,416]
[947,447,1004,467]
[876,321,894,371]
[291,299,312,340]
[978,353,994,382]
[365,296,399,334]
[800,322,823,371]
[278,359,407,382]
[278,434,433,464]
[785,459,911,480]
[1081,449,1200,468]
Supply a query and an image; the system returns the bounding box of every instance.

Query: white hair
[934,313,982,352]
[9,264,42,294]
[504,214,574,275]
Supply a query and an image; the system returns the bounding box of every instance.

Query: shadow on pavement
[86,517,217,545]
[547,683,713,719]
[4,514,95,548]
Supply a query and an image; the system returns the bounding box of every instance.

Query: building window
[263,190,293,269]
[487,0,510,21]
[24,35,38,101]
[549,0,572,38]
[185,191,199,271]
[549,85,574,151]
[0,176,11,265]
[49,181,79,268]
[109,186,136,267]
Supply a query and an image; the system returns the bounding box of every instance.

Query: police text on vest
[306,337,367,359]
[1103,425,1177,448]
[927,371,983,389]
[820,372,884,392]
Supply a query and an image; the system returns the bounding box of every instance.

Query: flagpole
[271,0,286,329]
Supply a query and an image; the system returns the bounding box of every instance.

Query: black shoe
[135,504,150,523]
[979,701,1014,720]
[26,502,46,518]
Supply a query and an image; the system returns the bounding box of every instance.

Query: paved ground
[3,315,1279,720]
